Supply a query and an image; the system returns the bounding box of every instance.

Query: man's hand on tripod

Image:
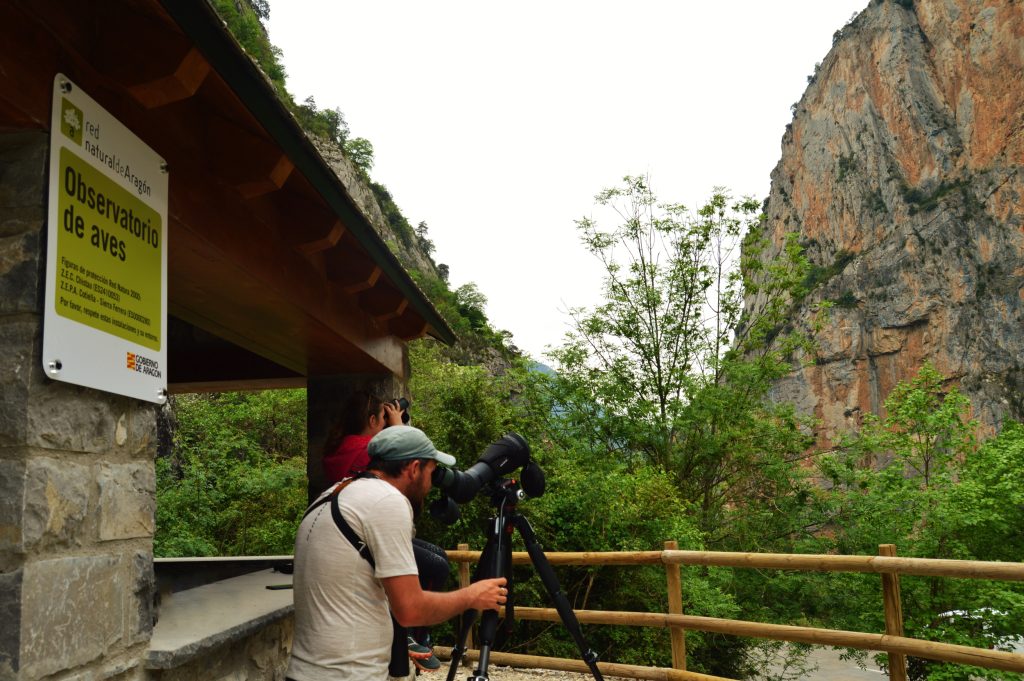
[467,577,508,612]
[383,575,508,626]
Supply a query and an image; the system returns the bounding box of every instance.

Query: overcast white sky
[267,1,866,361]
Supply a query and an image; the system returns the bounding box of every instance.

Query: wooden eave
[0,0,454,391]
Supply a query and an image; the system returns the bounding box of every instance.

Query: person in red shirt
[322,391,403,481]
[320,390,447,672]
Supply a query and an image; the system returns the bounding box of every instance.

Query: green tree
[533,177,825,676]
[415,220,436,257]
[549,177,815,543]
[407,340,742,672]
[155,389,308,557]
[344,137,375,174]
[210,0,287,94]
[812,365,1024,680]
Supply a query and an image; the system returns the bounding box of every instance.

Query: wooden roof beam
[323,238,383,293]
[128,47,212,109]
[359,285,408,322]
[294,219,347,257]
[248,183,349,250]
[389,309,431,341]
[203,112,296,198]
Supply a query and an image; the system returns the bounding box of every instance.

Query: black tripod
[445,479,604,681]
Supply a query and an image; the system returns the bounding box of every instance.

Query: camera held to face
[388,397,410,425]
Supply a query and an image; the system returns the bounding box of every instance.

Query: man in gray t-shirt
[287,426,507,681]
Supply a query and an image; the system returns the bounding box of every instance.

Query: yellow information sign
[44,75,168,403]
[56,148,162,350]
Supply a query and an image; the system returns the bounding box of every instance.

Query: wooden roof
[1,0,454,392]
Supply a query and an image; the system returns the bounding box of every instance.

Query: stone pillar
[306,372,405,503]
[0,131,159,680]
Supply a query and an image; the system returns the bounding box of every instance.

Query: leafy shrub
[155,390,308,556]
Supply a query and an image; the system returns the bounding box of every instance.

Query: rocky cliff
[313,138,440,277]
[746,0,1024,444]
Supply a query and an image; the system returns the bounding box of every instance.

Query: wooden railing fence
[437,542,1024,681]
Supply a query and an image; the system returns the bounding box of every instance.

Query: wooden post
[458,543,474,655]
[665,540,687,670]
[879,544,908,681]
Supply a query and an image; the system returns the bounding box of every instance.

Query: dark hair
[366,457,431,478]
[322,390,384,457]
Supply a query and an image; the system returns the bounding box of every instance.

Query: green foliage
[344,137,375,174]
[810,365,1024,680]
[209,0,287,94]
[900,178,969,216]
[830,290,858,308]
[248,0,270,21]
[541,177,824,674]
[864,189,888,214]
[369,181,416,248]
[155,390,308,557]
[408,341,517,462]
[801,250,855,293]
[294,96,350,146]
[415,221,436,257]
[511,449,738,671]
[550,177,815,543]
[406,340,744,671]
[406,268,512,356]
[836,153,857,182]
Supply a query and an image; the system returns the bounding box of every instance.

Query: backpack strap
[302,475,409,677]
[303,476,375,568]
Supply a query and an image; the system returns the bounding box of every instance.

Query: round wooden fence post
[457,543,474,656]
[879,544,908,681]
[665,540,687,670]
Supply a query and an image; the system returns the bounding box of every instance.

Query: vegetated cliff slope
[745,0,1024,445]
[313,138,439,277]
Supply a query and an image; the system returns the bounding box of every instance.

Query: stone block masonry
[0,130,160,681]
[19,555,124,678]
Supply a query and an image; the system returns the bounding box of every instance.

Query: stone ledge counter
[146,568,293,670]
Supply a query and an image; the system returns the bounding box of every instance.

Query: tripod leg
[513,514,604,681]
[445,607,478,681]
[449,512,513,681]
[471,513,512,681]
[445,535,496,681]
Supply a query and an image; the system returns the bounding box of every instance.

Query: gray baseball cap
[368,425,456,467]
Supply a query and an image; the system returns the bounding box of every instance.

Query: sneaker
[407,637,441,672]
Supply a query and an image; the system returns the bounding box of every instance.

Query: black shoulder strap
[302,478,407,677]
[330,486,376,569]
[303,477,376,569]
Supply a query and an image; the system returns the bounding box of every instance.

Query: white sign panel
[43,74,169,404]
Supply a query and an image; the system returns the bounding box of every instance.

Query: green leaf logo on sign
[60,98,83,145]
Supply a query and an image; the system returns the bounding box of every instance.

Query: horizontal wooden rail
[507,607,1024,673]
[447,549,664,566]
[433,646,736,681]
[447,546,1024,679]
[662,550,1024,581]
[446,549,1024,580]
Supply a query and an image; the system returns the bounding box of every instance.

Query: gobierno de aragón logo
[126,352,162,378]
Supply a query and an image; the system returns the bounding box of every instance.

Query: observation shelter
[0,2,454,679]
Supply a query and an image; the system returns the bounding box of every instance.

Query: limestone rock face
[312,138,439,277]
[746,0,1024,444]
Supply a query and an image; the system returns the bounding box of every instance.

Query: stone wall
[0,131,159,680]
[151,618,292,681]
